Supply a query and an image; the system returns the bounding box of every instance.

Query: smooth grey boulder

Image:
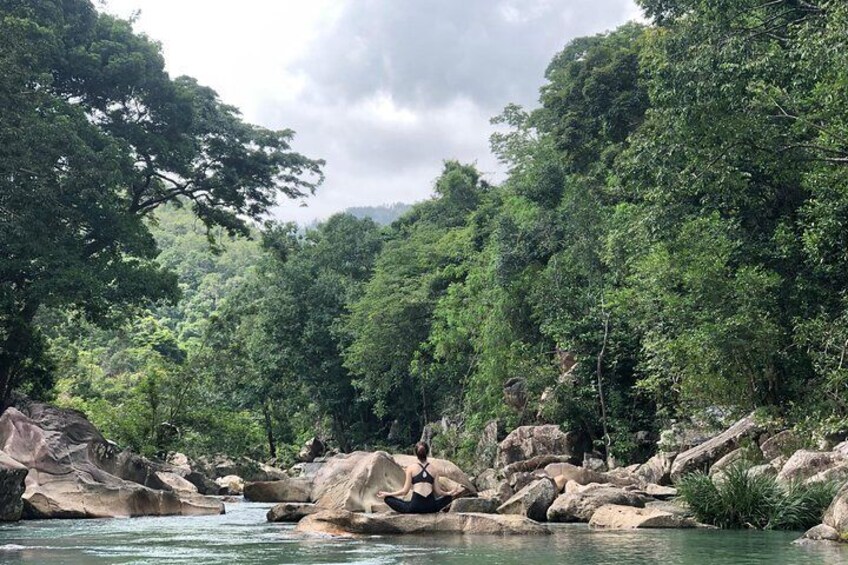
[0,402,223,519]
[777,450,847,484]
[184,470,219,495]
[824,482,848,535]
[496,425,583,468]
[589,504,697,529]
[450,497,499,514]
[509,471,541,493]
[746,464,777,480]
[473,468,499,492]
[760,430,799,461]
[311,452,405,512]
[633,452,676,486]
[496,477,557,522]
[472,420,500,473]
[547,486,647,523]
[799,523,840,542]
[155,471,198,496]
[804,464,848,486]
[708,448,746,477]
[215,475,244,495]
[244,478,312,502]
[266,502,318,522]
[295,509,551,536]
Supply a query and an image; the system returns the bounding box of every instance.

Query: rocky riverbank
[0,395,226,520]
[254,424,690,534]
[4,395,848,547]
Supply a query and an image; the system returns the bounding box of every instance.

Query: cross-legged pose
[377,442,463,513]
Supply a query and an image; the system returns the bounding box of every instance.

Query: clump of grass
[676,464,839,531]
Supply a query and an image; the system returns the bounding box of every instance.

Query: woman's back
[409,461,436,496]
[377,442,461,514]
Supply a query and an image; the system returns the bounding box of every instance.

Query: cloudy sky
[103,0,642,224]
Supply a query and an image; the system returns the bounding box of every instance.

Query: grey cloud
[262,96,499,222]
[297,0,640,108]
[264,0,641,222]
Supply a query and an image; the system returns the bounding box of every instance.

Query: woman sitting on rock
[377,442,463,513]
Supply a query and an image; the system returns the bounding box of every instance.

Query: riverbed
[0,502,844,564]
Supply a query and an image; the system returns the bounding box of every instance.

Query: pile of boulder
[270,414,848,535]
[188,453,288,496]
[0,396,225,520]
[10,389,848,542]
[264,423,697,533]
[460,424,696,530]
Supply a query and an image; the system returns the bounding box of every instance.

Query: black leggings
[384,492,453,514]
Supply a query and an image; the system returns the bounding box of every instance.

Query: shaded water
[0,502,845,564]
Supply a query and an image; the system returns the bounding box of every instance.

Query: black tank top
[411,462,434,484]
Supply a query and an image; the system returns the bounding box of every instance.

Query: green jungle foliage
[5,0,848,466]
[0,0,321,409]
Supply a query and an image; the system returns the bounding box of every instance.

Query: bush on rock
[676,465,838,531]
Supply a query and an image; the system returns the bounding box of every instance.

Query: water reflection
[0,502,845,565]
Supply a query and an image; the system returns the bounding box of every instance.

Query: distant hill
[343,202,413,225]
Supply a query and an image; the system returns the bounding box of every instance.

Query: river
[0,502,845,564]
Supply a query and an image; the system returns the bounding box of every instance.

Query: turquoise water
[0,502,845,564]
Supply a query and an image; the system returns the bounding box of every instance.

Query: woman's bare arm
[433,469,464,498]
[433,470,445,497]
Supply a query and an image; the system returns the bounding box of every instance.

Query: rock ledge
[295,509,550,536]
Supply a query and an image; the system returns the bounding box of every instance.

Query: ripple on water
[1,503,847,564]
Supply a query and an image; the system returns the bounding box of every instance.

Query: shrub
[676,464,838,531]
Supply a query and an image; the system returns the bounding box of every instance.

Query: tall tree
[343,162,487,442]
[0,0,322,404]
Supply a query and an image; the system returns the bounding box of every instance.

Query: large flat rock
[21,471,224,519]
[589,504,697,529]
[295,509,551,536]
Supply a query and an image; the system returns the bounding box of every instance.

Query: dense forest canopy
[0,0,322,405]
[3,0,848,466]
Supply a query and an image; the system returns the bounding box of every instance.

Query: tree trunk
[596,310,611,459]
[0,301,39,409]
[263,402,276,459]
[332,414,350,453]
